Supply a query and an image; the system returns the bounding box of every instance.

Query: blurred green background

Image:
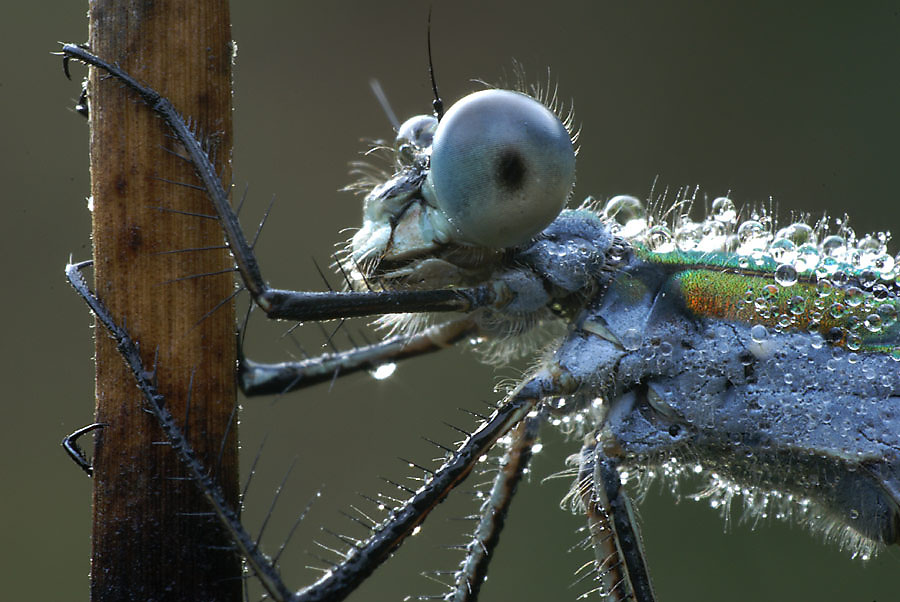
[4,1,900,600]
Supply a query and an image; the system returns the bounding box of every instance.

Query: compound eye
[424,89,575,248]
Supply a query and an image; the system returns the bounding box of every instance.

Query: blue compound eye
[423,89,576,248]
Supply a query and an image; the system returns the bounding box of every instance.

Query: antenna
[427,8,444,120]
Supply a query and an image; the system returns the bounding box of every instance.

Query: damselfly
[58,4,900,600]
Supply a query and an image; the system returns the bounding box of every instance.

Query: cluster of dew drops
[598,194,900,363]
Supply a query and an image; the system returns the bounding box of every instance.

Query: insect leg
[60,44,499,322]
[61,422,107,477]
[68,257,561,602]
[293,378,550,602]
[240,317,477,396]
[445,413,543,601]
[66,265,281,596]
[576,433,656,602]
[65,260,295,602]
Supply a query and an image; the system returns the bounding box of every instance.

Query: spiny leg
[67,259,559,602]
[293,377,551,602]
[575,433,656,602]
[61,44,499,323]
[66,260,294,602]
[444,413,543,601]
[240,317,477,396]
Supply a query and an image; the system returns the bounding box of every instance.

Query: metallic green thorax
[631,244,900,354]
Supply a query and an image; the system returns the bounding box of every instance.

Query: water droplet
[821,235,846,259]
[858,271,878,291]
[369,363,397,380]
[858,234,884,255]
[829,302,847,319]
[750,324,769,343]
[674,219,703,251]
[774,264,798,286]
[762,284,779,300]
[737,220,769,253]
[769,237,797,265]
[711,197,737,224]
[864,313,882,333]
[645,225,674,253]
[603,195,647,239]
[777,222,816,246]
[845,286,864,307]
[809,333,824,350]
[871,253,895,276]
[622,328,642,351]
[788,295,806,316]
[794,244,819,272]
[878,302,898,327]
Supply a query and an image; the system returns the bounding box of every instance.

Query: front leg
[62,44,499,322]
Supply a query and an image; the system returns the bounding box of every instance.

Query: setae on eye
[422,89,576,248]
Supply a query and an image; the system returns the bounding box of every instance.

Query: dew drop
[864,313,882,333]
[872,253,895,276]
[622,328,643,351]
[878,302,898,327]
[769,237,797,265]
[774,264,798,286]
[750,324,769,343]
[737,220,769,253]
[603,195,647,239]
[645,225,675,253]
[821,235,846,259]
[369,363,397,380]
[674,219,703,251]
[845,286,864,307]
[711,197,737,224]
[829,303,847,319]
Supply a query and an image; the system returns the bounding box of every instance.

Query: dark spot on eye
[495,149,526,192]
[668,424,681,437]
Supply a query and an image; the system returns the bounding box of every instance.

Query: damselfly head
[346,87,576,289]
